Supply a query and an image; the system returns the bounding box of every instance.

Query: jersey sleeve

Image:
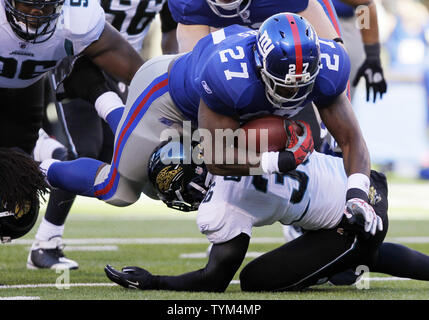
[313,40,350,109]
[160,1,178,33]
[198,52,261,117]
[62,0,106,55]
[199,56,239,117]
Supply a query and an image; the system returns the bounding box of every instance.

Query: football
[239,115,303,153]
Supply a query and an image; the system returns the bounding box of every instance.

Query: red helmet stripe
[286,14,303,75]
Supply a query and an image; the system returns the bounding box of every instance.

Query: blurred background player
[0,0,143,269]
[27,0,177,270]
[332,0,387,102]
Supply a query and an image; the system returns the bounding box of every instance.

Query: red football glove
[284,120,314,166]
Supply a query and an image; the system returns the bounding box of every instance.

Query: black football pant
[240,171,389,291]
[0,79,45,154]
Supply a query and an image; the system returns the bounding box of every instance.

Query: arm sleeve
[151,233,250,292]
[160,2,178,33]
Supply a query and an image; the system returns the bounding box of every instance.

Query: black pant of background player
[0,79,45,154]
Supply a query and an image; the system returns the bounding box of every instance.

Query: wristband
[364,43,380,60]
[94,91,124,121]
[277,151,296,173]
[346,173,370,201]
[261,151,279,175]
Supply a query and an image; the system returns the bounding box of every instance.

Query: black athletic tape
[346,188,368,202]
[277,151,296,173]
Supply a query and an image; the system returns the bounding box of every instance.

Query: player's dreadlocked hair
[0,147,49,240]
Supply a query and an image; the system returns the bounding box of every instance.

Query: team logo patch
[156,166,183,193]
[201,81,212,94]
[368,186,381,206]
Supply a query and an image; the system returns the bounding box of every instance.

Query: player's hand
[352,44,387,103]
[285,120,314,166]
[104,264,154,290]
[277,120,314,173]
[343,198,383,236]
[62,56,110,105]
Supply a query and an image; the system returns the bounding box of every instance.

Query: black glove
[104,264,154,290]
[61,56,111,105]
[352,43,387,103]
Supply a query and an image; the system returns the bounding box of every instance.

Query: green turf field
[1,181,429,300]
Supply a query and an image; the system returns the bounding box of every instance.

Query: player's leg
[28,128,79,270]
[240,228,359,291]
[42,54,187,205]
[28,95,111,270]
[240,171,389,291]
[369,242,429,281]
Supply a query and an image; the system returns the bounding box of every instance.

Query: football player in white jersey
[25,0,177,270]
[0,0,143,269]
[104,137,429,292]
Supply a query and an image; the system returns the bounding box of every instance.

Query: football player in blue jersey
[169,0,342,53]
[39,13,372,239]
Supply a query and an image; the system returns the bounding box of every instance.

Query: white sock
[94,91,124,121]
[34,218,65,242]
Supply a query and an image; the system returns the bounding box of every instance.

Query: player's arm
[104,233,250,292]
[198,100,313,176]
[198,99,256,176]
[342,0,387,102]
[299,0,340,39]
[177,23,211,53]
[160,2,179,54]
[318,91,370,178]
[82,22,144,85]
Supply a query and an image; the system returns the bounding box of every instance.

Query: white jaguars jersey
[0,0,105,88]
[197,152,348,244]
[100,0,166,52]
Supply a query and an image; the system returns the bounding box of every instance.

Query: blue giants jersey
[169,25,350,123]
[331,0,355,18]
[168,0,309,29]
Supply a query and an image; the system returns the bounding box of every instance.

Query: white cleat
[27,236,79,270]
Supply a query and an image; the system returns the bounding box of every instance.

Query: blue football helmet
[148,140,209,212]
[4,0,65,43]
[206,0,251,18]
[254,13,321,110]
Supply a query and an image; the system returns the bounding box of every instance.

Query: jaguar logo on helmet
[156,165,184,193]
[148,140,210,212]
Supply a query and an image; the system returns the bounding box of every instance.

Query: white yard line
[0,283,117,289]
[0,296,40,300]
[7,236,429,246]
[0,277,411,291]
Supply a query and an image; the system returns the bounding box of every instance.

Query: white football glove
[344,198,383,236]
